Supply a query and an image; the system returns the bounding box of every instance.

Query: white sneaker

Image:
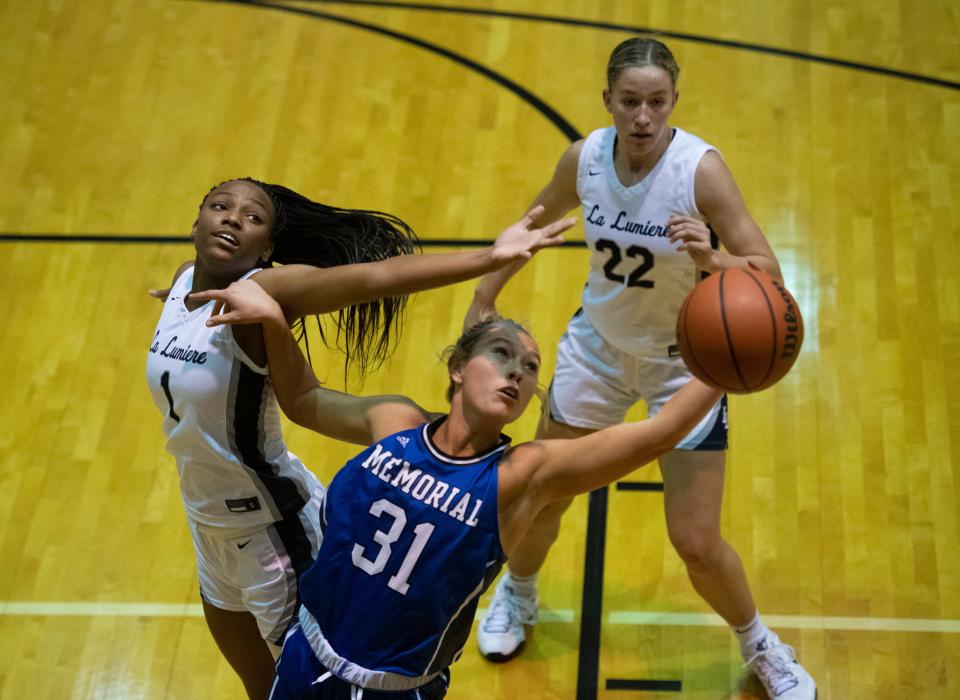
[476,576,538,661]
[745,638,817,699]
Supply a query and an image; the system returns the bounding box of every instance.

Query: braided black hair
[202,178,421,380]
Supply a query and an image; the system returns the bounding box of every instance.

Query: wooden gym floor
[1,1,958,698]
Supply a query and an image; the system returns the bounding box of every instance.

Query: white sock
[505,571,538,599]
[734,613,776,660]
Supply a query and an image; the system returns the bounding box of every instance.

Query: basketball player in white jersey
[471,39,816,699]
[185,276,723,699]
[145,178,574,699]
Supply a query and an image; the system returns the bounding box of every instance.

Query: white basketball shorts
[189,482,324,645]
[548,310,727,450]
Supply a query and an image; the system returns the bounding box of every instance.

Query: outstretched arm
[463,143,583,330]
[249,205,575,324]
[190,280,433,445]
[509,379,723,505]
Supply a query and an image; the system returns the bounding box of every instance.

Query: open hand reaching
[490,205,577,264]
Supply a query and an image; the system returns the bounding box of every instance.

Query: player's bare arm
[672,150,782,280]
[191,279,430,445]
[465,142,584,329]
[511,378,721,506]
[249,209,573,323]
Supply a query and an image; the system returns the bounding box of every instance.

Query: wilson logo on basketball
[675,267,804,394]
[770,279,801,359]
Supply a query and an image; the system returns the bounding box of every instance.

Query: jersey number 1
[352,498,436,595]
[160,371,181,422]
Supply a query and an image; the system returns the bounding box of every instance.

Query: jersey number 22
[596,239,654,287]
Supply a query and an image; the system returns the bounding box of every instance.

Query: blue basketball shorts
[270,626,450,700]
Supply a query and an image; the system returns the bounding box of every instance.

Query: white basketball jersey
[577,126,716,356]
[145,266,320,528]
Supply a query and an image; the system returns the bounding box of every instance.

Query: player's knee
[669,527,722,569]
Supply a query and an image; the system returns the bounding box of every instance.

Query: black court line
[0,233,588,248]
[0,233,195,244]
[610,482,683,692]
[577,486,608,700]
[293,0,960,91]
[216,0,581,141]
[616,481,665,492]
[606,679,683,692]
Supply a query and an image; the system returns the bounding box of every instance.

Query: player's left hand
[149,287,172,301]
[491,205,576,263]
[668,215,720,272]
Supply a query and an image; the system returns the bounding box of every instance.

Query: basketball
[676,267,804,393]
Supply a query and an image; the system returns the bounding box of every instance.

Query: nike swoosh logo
[588,170,601,176]
[237,539,254,549]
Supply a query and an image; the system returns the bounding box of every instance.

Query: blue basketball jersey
[297,418,508,692]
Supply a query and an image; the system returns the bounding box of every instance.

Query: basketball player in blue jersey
[145,178,574,699]
[188,276,724,699]
[469,38,816,699]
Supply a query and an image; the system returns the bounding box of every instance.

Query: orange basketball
[676,267,803,393]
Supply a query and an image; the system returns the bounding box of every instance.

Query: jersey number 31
[351,498,436,595]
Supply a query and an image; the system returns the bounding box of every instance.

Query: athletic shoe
[745,638,817,699]
[476,576,538,661]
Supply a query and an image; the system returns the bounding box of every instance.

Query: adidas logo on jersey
[397,436,410,447]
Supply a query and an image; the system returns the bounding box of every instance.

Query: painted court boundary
[2,602,959,634]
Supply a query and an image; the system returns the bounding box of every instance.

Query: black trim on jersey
[422,417,511,465]
[318,493,328,536]
[699,226,720,281]
[265,508,317,644]
[273,509,316,579]
[230,362,307,514]
[427,558,505,675]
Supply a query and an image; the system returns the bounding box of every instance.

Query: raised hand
[490,205,577,264]
[189,279,285,328]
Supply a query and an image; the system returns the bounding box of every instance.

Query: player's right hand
[190,279,285,328]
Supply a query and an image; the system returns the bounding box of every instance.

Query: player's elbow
[278,393,321,431]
